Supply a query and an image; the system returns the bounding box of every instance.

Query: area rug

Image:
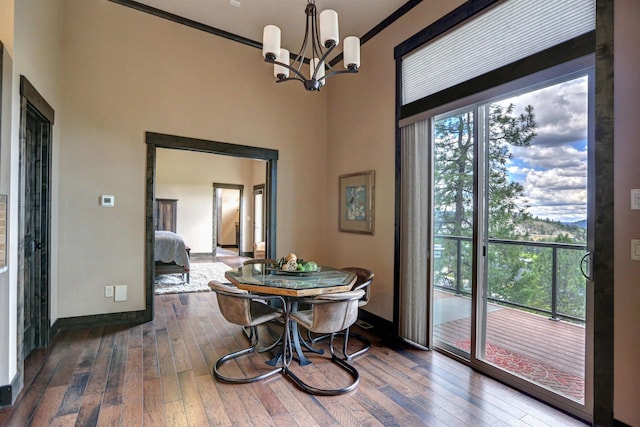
[456,339,584,401]
[155,262,232,294]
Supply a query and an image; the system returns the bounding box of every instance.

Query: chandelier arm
[311,42,336,81]
[266,58,307,82]
[310,8,325,66]
[276,77,307,88]
[318,67,358,82]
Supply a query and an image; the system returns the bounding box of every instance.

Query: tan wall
[614,1,640,424]
[0,0,15,388]
[0,0,64,387]
[325,0,465,320]
[56,0,328,317]
[156,148,264,253]
[0,0,14,56]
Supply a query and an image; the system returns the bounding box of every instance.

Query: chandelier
[261,0,360,92]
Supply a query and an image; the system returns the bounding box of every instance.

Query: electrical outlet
[104,285,114,298]
[114,285,127,302]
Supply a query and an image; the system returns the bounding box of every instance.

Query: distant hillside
[515,217,587,243]
[567,219,587,229]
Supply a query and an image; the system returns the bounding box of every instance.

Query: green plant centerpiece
[276,253,319,272]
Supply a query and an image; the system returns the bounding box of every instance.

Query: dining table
[224,263,356,366]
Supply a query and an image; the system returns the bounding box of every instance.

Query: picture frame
[339,170,375,235]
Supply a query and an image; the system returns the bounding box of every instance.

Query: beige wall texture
[1,0,639,423]
[0,0,64,389]
[614,1,640,425]
[156,148,265,254]
[55,0,327,318]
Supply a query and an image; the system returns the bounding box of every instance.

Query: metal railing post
[456,238,462,295]
[550,246,559,321]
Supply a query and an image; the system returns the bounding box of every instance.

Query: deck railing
[433,235,587,323]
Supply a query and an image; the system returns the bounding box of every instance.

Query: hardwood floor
[0,291,587,427]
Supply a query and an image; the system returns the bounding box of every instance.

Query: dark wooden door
[21,77,53,359]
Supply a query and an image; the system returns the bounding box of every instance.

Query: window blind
[402,0,595,106]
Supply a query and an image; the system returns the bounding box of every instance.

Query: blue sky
[499,76,589,223]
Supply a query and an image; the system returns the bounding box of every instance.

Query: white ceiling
[127,0,410,58]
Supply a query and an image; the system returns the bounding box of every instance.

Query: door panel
[432,108,475,356]
[22,104,51,359]
[482,78,588,403]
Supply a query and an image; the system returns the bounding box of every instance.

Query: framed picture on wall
[339,170,375,235]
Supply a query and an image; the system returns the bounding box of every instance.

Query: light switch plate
[114,285,127,301]
[632,240,640,261]
[631,189,640,210]
[104,285,114,298]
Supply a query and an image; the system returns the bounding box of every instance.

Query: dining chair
[307,267,374,360]
[285,289,365,395]
[208,280,285,384]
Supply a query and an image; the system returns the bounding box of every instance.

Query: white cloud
[498,76,589,146]
[500,77,589,223]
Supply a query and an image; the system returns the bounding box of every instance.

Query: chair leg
[283,334,360,396]
[341,327,371,361]
[213,326,283,384]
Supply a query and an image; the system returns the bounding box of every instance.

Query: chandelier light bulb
[274,48,290,80]
[262,25,281,60]
[343,36,360,70]
[319,9,339,48]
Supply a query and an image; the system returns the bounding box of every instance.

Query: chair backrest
[208,280,253,326]
[309,289,365,334]
[341,267,374,306]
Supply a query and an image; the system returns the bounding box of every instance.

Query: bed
[155,230,191,282]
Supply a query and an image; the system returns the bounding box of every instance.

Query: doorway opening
[212,183,243,256]
[145,132,278,320]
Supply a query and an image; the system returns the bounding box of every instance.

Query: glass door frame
[427,55,594,419]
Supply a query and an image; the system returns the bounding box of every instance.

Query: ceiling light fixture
[262,0,360,92]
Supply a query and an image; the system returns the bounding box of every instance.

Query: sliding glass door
[431,67,592,411]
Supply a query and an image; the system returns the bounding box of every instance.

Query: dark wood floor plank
[48,329,89,387]
[102,327,129,407]
[266,379,322,427]
[178,317,210,376]
[84,328,116,396]
[74,326,104,374]
[27,384,67,427]
[194,373,234,427]
[142,378,165,426]
[96,404,122,427]
[142,323,160,381]
[3,332,76,426]
[177,370,210,427]
[73,392,102,427]
[164,400,188,426]
[48,412,78,426]
[55,372,90,417]
[121,346,143,426]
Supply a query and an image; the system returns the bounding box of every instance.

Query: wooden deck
[0,291,588,426]
[434,292,585,401]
